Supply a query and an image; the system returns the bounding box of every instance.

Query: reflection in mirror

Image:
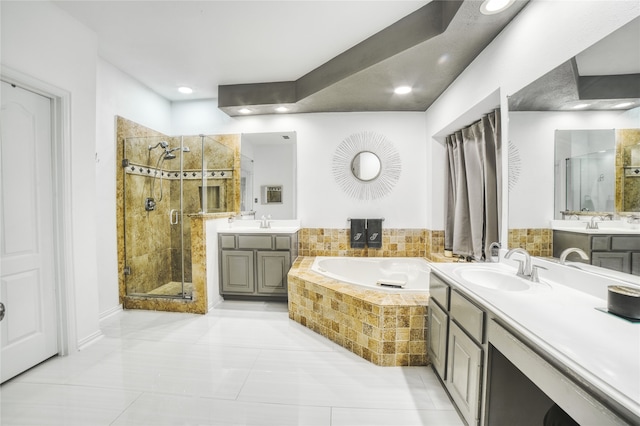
[508,18,640,282]
[555,130,615,218]
[617,129,640,212]
[239,154,254,214]
[507,17,640,280]
[351,151,381,181]
[240,132,297,219]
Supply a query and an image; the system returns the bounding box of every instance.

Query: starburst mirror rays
[332,131,401,200]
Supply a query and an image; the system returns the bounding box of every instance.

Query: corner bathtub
[311,256,430,292]
[287,256,432,367]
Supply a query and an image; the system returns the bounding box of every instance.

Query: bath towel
[350,219,366,249]
[367,218,383,248]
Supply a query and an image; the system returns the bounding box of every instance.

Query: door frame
[1,66,77,356]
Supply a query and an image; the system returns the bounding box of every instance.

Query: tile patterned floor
[0,301,463,425]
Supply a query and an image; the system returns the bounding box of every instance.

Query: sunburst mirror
[332,131,401,200]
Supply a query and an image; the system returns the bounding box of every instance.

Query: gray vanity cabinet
[553,230,640,275]
[447,321,483,425]
[591,251,631,273]
[428,272,485,426]
[428,301,448,379]
[256,251,291,294]
[219,232,298,299]
[221,250,254,293]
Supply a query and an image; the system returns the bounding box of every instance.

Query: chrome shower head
[164,151,177,160]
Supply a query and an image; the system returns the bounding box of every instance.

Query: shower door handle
[169,209,180,225]
[0,302,5,322]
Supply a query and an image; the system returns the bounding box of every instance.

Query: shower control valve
[145,197,156,211]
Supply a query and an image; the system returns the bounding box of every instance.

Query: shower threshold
[129,281,194,299]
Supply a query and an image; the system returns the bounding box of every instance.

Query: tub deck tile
[287,256,430,367]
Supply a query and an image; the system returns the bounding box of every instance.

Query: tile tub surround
[297,228,445,260]
[287,257,430,367]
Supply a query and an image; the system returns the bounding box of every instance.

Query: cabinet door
[592,251,631,274]
[446,321,482,426]
[632,253,640,276]
[221,250,255,294]
[428,302,449,380]
[256,251,290,295]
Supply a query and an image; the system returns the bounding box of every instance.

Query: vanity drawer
[450,290,484,343]
[591,236,610,250]
[238,235,273,249]
[611,236,640,251]
[220,234,236,249]
[275,235,292,250]
[429,273,450,310]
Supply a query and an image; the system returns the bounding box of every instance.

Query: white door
[0,81,58,383]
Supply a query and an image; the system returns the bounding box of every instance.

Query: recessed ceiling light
[239,108,252,114]
[394,86,412,95]
[613,101,634,108]
[571,103,590,109]
[178,86,193,94]
[480,0,515,15]
[275,106,289,113]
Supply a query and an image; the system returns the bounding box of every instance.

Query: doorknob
[0,302,5,322]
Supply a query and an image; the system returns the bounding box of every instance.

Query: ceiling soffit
[509,17,640,112]
[218,0,529,116]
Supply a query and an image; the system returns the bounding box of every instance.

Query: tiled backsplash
[297,228,444,258]
[507,228,553,257]
[297,227,552,260]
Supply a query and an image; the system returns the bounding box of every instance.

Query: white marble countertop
[430,257,640,421]
[216,219,301,234]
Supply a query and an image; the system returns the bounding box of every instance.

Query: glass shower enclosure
[122,135,234,299]
[565,149,615,213]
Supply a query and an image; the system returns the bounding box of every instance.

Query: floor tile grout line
[108,390,146,426]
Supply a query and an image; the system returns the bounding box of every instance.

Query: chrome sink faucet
[260,214,271,229]
[487,242,501,262]
[586,215,602,230]
[559,247,589,264]
[504,248,533,278]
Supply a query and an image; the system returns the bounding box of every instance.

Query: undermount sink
[457,268,531,292]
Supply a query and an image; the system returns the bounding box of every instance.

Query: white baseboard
[77,330,104,351]
[99,304,123,322]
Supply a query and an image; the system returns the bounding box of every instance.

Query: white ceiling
[54,0,429,102]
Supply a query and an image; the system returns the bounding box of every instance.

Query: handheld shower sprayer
[148,141,169,151]
[146,143,191,211]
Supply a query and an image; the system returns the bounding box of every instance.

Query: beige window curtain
[445,109,501,260]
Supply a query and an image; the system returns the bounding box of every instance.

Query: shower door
[122,136,193,298]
